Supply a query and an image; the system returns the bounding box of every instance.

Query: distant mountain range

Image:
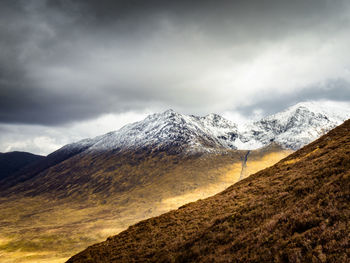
[68,113,350,263]
[0,101,349,263]
[2,101,349,195]
[0,151,44,181]
[47,101,350,155]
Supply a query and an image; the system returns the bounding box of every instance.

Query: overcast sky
[1,0,350,155]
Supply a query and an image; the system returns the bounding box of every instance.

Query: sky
[1,0,350,155]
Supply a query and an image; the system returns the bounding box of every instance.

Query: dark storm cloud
[1,0,350,125]
[44,0,350,47]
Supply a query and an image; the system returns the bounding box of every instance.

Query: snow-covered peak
[238,100,350,150]
[264,101,350,125]
[56,101,350,156]
[81,110,239,154]
[200,113,237,130]
[285,100,350,117]
[145,109,181,121]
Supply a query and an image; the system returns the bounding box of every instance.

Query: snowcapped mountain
[238,101,350,150]
[75,109,239,154]
[58,101,350,155]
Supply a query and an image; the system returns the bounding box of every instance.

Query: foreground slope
[69,119,350,262]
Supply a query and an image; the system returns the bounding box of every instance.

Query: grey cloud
[236,79,350,117]
[1,0,350,125]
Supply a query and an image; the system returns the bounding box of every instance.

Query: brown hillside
[0,145,289,263]
[68,119,350,263]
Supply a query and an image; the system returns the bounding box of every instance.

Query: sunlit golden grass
[161,163,242,210]
[0,146,289,263]
[244,150,292,179]
[282,147,319,165]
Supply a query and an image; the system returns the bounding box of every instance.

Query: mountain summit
[239,101,350,150]
[82,109,239,154]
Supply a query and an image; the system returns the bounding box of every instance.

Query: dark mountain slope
[0,139,96,191]
[0,151,44,181]
[68,119,350,263]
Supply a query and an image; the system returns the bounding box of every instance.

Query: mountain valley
[69,114,350,263]
[0,101,349,263]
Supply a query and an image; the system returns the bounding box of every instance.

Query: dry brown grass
[0,146,288,263]
[68,120,350,263]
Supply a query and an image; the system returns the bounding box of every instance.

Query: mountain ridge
[30,100,350,157]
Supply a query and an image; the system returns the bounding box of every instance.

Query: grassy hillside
[0,145,290,263]
[68,120,350,263]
